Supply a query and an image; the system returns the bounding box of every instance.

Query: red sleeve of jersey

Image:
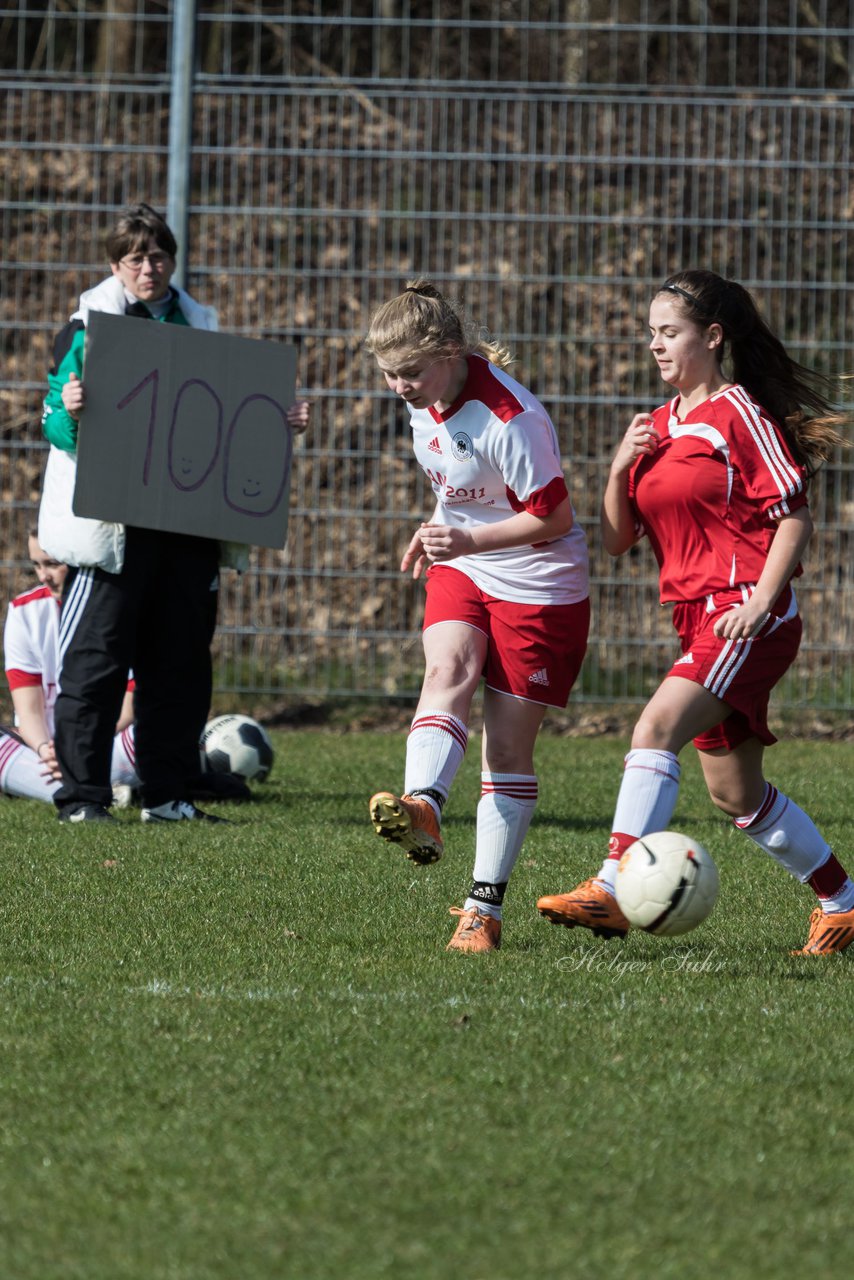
[772,489,809,518]
[718,389,808,519]
[505,473,568,516]
[6,668,42,690]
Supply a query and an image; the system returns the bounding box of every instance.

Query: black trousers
[54,526,219,811]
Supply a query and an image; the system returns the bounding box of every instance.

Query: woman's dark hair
[658,269,847,471]
[106,203,177,263]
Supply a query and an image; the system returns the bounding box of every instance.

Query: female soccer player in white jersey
[365,280,590,952]
[1,533,137,804]
[538,268,854,956]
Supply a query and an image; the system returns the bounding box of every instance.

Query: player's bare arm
[116,688,135,733]
[11,685,62,780]
[418,496,574,563]
[601,412,657,556]
[400,527,428,579]
[400,504,441,578]
[713,507,813,641]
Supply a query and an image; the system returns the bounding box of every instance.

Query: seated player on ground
[2,533,248,806]
[2,534,138,804]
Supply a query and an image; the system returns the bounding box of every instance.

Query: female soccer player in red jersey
[365,280,590,952]
[538,269,854,955]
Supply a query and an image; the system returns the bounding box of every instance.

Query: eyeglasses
[119,251,173,272]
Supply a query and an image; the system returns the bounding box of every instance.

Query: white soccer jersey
[408,355,589,604]
[4,585,61,733]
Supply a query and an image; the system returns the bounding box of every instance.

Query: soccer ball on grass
[201,714,274,783]
[615,831,719,936]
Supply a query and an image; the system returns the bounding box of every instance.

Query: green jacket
[42,291,190,452]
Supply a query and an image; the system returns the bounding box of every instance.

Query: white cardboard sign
[73,312,297,548]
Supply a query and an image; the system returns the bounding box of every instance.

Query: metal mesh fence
[3,1,854,717]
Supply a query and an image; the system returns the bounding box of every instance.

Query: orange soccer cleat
[537,877,630,940]
[446,906,502,953]
[369,790,444,865]
[791,905,854,955]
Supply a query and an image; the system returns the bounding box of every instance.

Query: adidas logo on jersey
[528,668,550,687]
[427,436,442,454]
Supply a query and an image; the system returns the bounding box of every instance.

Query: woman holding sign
[40,202,309,823]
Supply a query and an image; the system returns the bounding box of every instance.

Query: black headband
[662,283,716,318]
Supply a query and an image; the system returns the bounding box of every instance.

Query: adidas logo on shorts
[528,668,550,687]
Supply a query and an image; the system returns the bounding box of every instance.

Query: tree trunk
[95,0,137,76]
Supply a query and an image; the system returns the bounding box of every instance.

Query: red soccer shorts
[668,584,802,750]
[423,564,590,708]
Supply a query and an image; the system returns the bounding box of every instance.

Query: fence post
[167,0,197,287]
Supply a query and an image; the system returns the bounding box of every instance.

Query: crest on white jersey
[451,431,474,461]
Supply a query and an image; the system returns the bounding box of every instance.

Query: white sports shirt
[408,355,589,604]
[4,585,60,732]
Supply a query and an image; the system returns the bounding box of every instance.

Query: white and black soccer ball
[615,831,719,936]
[201,714,274,783]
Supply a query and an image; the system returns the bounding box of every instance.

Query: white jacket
[38,277,245,573]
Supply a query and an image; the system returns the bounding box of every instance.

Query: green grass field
[1,730,852,1279]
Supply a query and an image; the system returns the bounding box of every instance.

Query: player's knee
[422,656,480,698]
[630,711,673,752]
[707,786,738,817]
[706,781,757,818]
[483,741,533,775]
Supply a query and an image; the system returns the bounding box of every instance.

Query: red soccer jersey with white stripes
[628,384,809,602]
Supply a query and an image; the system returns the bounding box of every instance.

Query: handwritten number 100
[116,368,289,516]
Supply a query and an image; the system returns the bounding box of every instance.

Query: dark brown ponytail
[659,270,847,472]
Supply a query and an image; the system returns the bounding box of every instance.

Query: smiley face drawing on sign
[223,393,293,517]
[166,378,223,492]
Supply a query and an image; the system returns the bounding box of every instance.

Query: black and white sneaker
[58,802,114,824]
[141,800,231,824]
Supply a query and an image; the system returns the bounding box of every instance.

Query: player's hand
[713,601,771,640]
[401,527,428,579]
[612,413,660,472]
[287,400,311,435]
[37,739,62,781]
[61,371,85,420]
[417,522,474,564]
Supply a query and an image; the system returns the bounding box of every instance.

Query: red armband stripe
[6,668,43,690]
[505,473,569,517]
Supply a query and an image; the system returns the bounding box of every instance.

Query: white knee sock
[465,773,538,920]
[0,735,59,802]
[111,724,139,787]
[403,709,468,820]
[734,783,831,882]
[598,748,681,891]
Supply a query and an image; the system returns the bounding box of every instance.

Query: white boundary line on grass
[139,978,578,1010]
